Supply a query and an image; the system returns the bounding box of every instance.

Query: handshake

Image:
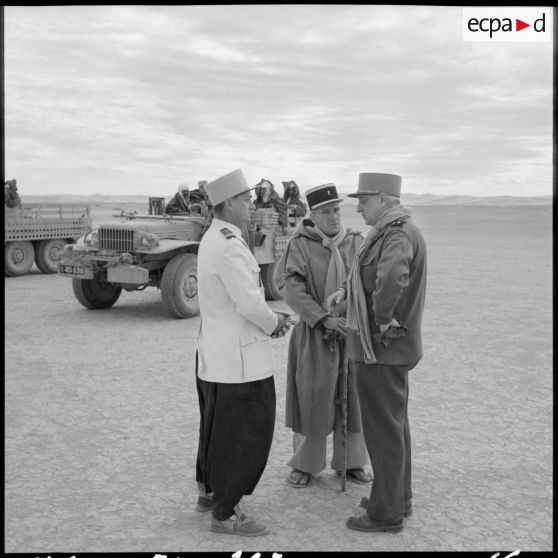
[271,311,298,338]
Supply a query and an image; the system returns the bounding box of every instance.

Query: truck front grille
[99,228,135,251]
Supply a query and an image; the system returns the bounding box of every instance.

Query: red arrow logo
[516,19,530,31]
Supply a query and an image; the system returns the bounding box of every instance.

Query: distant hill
[411,194,551,206]
[17,192,553,208]
[340,193,552,206]
[20,194,153,206]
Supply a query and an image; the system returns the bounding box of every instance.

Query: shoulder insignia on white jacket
[220,228,236,239]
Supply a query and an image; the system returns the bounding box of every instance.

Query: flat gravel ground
[4,204,552,553]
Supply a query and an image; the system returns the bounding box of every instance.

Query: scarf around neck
[314,224,348,308]
[274,221,348,303]
[345,204,412,363]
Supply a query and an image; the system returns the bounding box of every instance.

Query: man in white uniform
[195,168,290,537]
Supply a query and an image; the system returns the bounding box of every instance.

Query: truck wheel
[72,278,122,309]
[161,252,199,318]
[5,241,35,277]
[35,239,67,274]
[261,261,283,301]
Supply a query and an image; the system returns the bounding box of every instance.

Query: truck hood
[97,217,205,240]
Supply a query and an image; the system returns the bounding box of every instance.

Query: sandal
[287,469,311,488]
[337,468,372,485]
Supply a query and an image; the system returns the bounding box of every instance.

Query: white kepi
[205,168,251,206]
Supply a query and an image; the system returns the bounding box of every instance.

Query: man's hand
[271,312,291,338]
[375,319,406,348]
[323,316,348,336]
[379,318,400,334]
[329,299,347,317]
[326,288,346,314]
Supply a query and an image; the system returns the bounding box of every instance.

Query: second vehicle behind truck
[5,204,92,277]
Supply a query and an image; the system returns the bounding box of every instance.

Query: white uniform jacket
[197,218,278,383]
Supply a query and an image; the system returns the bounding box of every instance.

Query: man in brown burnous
[276,183,371,489]
[328,173,427,533]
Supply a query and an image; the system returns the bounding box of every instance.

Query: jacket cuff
[264,312,279,336]
[313,313,330,328]
[375,314,393,326]
[307,309,329,328]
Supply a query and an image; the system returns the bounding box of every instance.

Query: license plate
[59,264,86,276]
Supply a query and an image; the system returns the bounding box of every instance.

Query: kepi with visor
[205,169,252,206]
[305,183,343,210]
[347,173,402,198]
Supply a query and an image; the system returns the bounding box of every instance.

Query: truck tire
[72,278,122,309]
[161,252,199,318]
[260,261,283,301]
[35,239,67,274]
[5,241,35,277]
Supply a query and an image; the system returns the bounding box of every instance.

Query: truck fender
[140,239,200,258]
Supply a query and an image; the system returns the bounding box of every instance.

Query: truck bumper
[58,250,148,285]
[106,265,149,284]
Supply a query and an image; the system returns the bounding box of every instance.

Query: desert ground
[4,201,553,553]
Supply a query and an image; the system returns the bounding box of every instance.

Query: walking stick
[339,339,349,492]
[324,330,349,492]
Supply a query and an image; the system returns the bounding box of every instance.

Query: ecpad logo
[468,14,546,37]
[463,8,552,41]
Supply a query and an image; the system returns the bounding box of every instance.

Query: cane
[324,329,348,493]
[339,339,349,492]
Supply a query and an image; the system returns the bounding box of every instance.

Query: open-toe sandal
[287,469,311,488]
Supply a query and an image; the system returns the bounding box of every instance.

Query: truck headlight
[84,229,99,247]
[139,232,159,248]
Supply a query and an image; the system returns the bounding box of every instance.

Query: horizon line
[19,192,553,199]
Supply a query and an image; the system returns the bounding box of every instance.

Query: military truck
[5,204,92,276]
[57,199,299,319]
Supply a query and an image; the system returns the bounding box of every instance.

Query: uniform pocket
[360,244,380,266]
[239,326,273,379]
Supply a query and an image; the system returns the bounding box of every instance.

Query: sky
[3,5,554,198]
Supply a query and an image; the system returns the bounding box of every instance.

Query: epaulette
[220,227,236,239]
[390,219,407,227]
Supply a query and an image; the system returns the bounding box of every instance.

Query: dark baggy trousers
[195,372,276,521]
[353,361,416,521]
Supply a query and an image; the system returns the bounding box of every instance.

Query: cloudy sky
[3,5,553,197]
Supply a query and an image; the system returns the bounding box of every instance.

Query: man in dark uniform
[328,173,427,533]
